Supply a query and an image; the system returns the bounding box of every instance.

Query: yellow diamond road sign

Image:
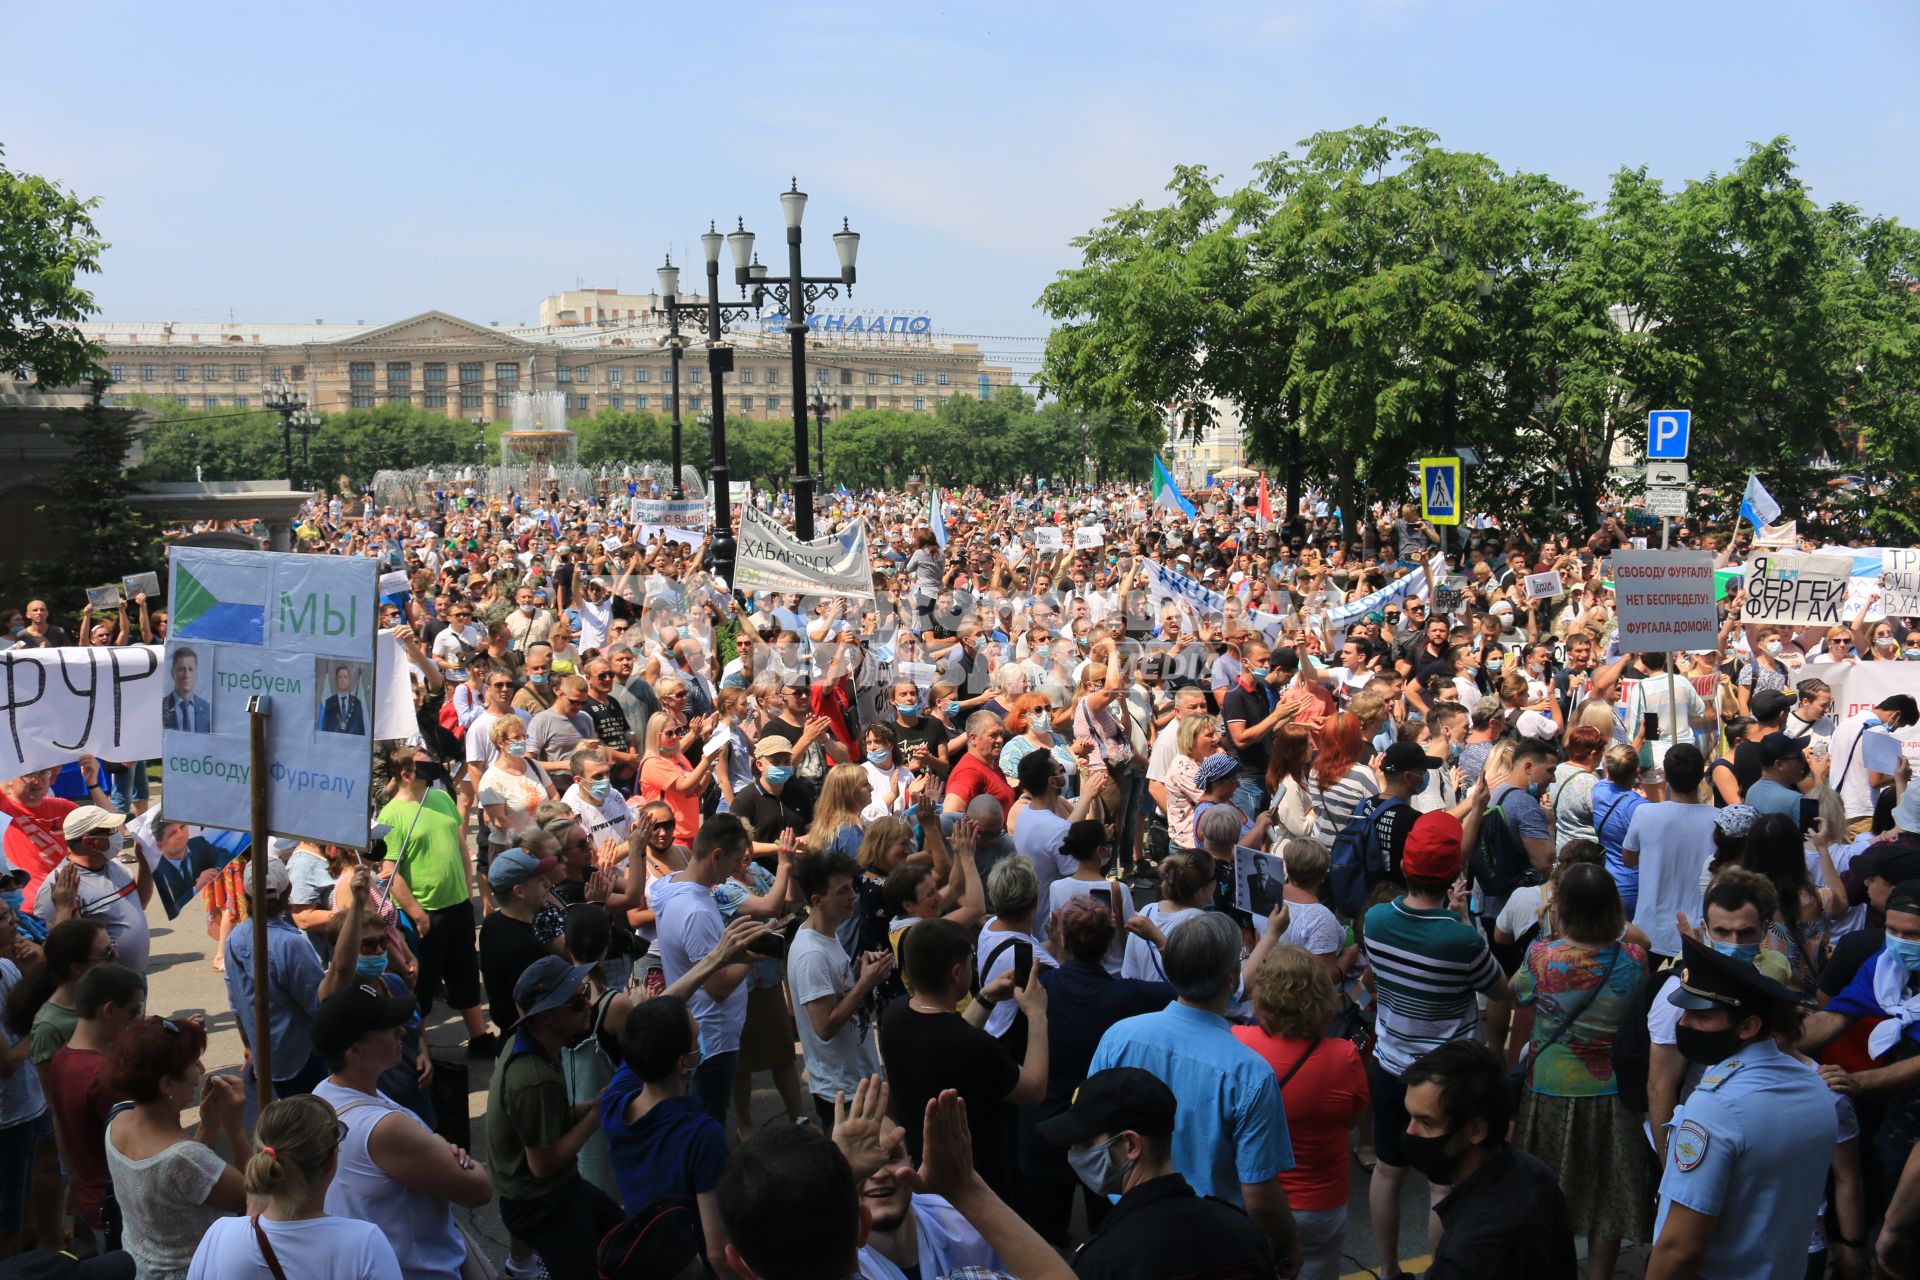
[1420,457,1460,526]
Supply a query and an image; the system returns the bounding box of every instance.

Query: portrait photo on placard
[161,644,214,734]
[313,658,370,736]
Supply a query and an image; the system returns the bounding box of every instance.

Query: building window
[232,365,253,382]
[913,370,927,386]
[350,361,374,408]
[689,395,702,411]
[637,394,650,410]
[689,368,702,384]
[556,366,572,384]
[573,365,590,384]
[914,396,925,411]
[978,374,990,400]
[865,395,877,409]
[636,367,651,383]
[139,364,156,382]
[840,395,852,411]
[424,362,446,409]
[386,362,411,403]
[494,390,511,409]
[766,369,780,385]
[289,364,305,381]
[173,394,188,406]
[740,395,753,410]
[203,396,220,409]
[350,362,374,384]
[889,372,902,385]
[936,370,950,386]
[460,387,482,410]
[840,369,853,385]
[234,395,250,410]
[173,364,190,382]
[267,364,284,381]
[610,394,623,409]
[201,365,219,382]
[740,369,755,384]
[767,395,780,412]
[108,363,125,381]
[574,394,589,410]
[495,362,520,389]
[607,368,622,385]
[816,368,829,384]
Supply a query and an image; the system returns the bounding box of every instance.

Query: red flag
[1257,474,1272,526]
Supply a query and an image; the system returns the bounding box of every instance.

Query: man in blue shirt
[1088,910,1300,1273]
[1744,732,1810,820]
[225,858,363,1096]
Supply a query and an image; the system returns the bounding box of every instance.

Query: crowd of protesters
[0,471,1917,1279]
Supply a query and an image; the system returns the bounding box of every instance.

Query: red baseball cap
[1402,811,1465,881]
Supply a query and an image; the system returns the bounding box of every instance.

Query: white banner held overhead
[1741,553,1853,626]
[1141,558,1225,619]
[1523,571,1565,601]
[732,505,876,603]
[1880,548,1920,617]
[0,644,164,777]
[1612,550,1718,653]
[1032,526,1064,553]
[631,497,709,530]
[163,548,377,849]
[1073,524,1106,550]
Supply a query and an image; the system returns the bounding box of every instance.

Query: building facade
[82,300,1014,423]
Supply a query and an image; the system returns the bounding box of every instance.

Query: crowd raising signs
[1741,553,1853,626]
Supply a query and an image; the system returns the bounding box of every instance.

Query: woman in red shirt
[1235,944,1369,1280]
[638,712,714,845]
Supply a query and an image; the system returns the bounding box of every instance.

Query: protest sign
[733,504,875,603]
[127,806,252,920]
[1741,553,1852,626]
[1233,845,1286,918]
[1612,550,1717,652]
[85,585,121,611]
[1881,548,1920,617]
[899,661,938,690]
[729,481,752,506]
[1324,571,1432,629]
[1523,571,1565,601]
[122,571,161,601]
[163,547,377,848]
[1033,526,1064,553]
[1434,585,1465,616]
[640,524,704,549]
[376,571,409,608]
[632,497,708,530]
[1073,524,1106,551]
[1791,660,1920,765]
[1864,729,1904,776]
[0,644,164,777]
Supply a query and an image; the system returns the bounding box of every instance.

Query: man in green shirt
[487,954,620,1280]
[376,746,493,1056]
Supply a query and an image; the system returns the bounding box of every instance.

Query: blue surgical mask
[1708,939,1761,964]
[586,779,611,802]
[1250,667,1270,681]
[946,700,963,719]
[764,765,795,786]
[1407,771,1429,794]
[1031,727,1054,744]
[896,699,922,717]
[0,890,20,914]
[507,740,529,757]
[1907,648,1920,661]
[866,749,892,767]
[356,953,390,978]
[1885,935,1920,973]
[529,671,550,685]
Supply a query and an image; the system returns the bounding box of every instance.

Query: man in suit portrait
[163,647,212,733]
[318,663,367,735]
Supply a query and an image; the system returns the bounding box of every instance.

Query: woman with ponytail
[5,917,110,1063]
[185,1093,402,1279]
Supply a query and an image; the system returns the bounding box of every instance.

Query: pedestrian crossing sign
[1421,457,1460,526]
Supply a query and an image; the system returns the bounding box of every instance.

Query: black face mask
[1400,1129,1462,1185]
[1675,1024,1750,1068]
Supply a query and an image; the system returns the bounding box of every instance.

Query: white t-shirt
[1625,802,1720,955]
[563,783,633,848]
[1830,711,1891,819]
[975,920,1055,1039]
[1010,808,1077,936]
[186,1214,403,1280]
[1279,899,1343,957]
[1120,901,1203,982]
[430,623,482,665]
[1496,886,1546,941]
[787,925,881,1101]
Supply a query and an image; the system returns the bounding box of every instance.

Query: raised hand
[830,1076,906,1182]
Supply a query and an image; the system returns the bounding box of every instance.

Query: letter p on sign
[1648,409,1691,460]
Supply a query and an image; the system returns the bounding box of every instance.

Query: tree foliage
[19,385,160,608]
[0,147,108,385]
[1038,124,1920,536]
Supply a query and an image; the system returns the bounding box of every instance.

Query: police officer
[1646,935,1839,1280]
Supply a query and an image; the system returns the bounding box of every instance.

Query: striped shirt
[1362,897,1502,1076]
[1308,764,1380,850]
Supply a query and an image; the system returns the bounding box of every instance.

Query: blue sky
[5,0,1916,381]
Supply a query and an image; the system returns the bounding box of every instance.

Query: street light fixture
[261,380,311,488]
[809,387,830,486]
[731,178,860,540]
[289,407,320,490]
[655,234,760,575]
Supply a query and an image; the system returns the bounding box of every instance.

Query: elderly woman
[1191,751,1251,843]
[999,693,1076,792]
[1234,945,1369,1280]
[638,710,715,845]
[479,715,558,861]
[1551,725,1609,851]
[975,855,1054,1044]
[1164,714,1223,854]
[1275,839,1346,979]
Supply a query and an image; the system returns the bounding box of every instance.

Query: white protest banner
[1523,571,1565,601]
[1791,661,1920,765]
[0,644,164,777]
[372,631,419,742]
[631,497,709,530]
[163,547,377,848]
[1032,526,1064,553]
[1073,524,1106,551]
[641,524,703,549]
[1611,550,1717,653]
[733,504,875,603]
[1755,520,1798,549]
[1880,548,1920,617]
[1323,570,1432,629]
[1742,553,1852,626]
[1142,559,1225,618]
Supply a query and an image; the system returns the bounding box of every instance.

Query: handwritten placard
[1033,526,1064,553]
[1742,553,1852,626]
[1881,548,1920,617]
[1523,571,1565,601]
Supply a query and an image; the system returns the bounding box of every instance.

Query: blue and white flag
[1142,559,1224,618]
[1741,473,1782,531]
[930,487,948,549]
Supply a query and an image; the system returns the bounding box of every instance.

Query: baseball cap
[1036,1067,1177,1146]
[241,855,293,901]
[1758,732,1808,767]
[753,736,795,760]
[488,848,558,891]
[1888,880,1920,916]
[510,955,594,1032]
[1748,689,1795,723]
[597,1197,702,1280]
[1855,841,1920,883]
[0,868,27,892]
[312,980,417,1058]
[1401,811,1465,881]
[62,806,126,843]
[1380,742,1444,775]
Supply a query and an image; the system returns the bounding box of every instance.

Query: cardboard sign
[631,497,709,530]
[1742,554,1852,626]
[122,571,161,602]
[1523,571,1564,601]
[1073,524,1106,550]
[1612,550,1718,653]
[1033,526,1064,553]
[1881,548,1920,617]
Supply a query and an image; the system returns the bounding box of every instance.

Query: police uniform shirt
[1654,1038,1839,1280]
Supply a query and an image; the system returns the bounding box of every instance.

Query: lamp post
[289,407,320,491]
[726,179,860,540]
[262,380,310,487]
[809,387,830,487]
[657,237,759,574]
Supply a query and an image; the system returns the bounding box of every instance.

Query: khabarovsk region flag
[171,558,267,645]
[930,487,948,549]
[1740,473,1782,533]
[1152,455,1198,519]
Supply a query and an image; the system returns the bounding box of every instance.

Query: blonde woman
[478,716,557,855]
[638,710,715,843]
[806,762,872,858]
[185,1094,403,1279]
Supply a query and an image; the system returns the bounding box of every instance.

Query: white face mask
[1764,641,1784,657]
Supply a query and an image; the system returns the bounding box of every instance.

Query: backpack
[1610,953,1679,1113]
[1328,795,1406,918]
[1470,785,1540,903]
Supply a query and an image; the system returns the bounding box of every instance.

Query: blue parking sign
[1647,409,1691,459]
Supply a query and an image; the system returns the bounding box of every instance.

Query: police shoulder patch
[1674,1120,1710,1171]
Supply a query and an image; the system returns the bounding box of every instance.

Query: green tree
[0,147,108,385]
[21,382,159,615]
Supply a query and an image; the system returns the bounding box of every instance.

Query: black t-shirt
[582,696,630,753]
[733,780,814,844]
[1820,925,1886,999]
[877,1002,1020,1200]
[1373,798,1416,883]
[1072,1175,1276,1280]
[888,712,946,764]
[1428,1148,1579,1280]
[478,911,550,1032]
[1220,681,1277,777]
